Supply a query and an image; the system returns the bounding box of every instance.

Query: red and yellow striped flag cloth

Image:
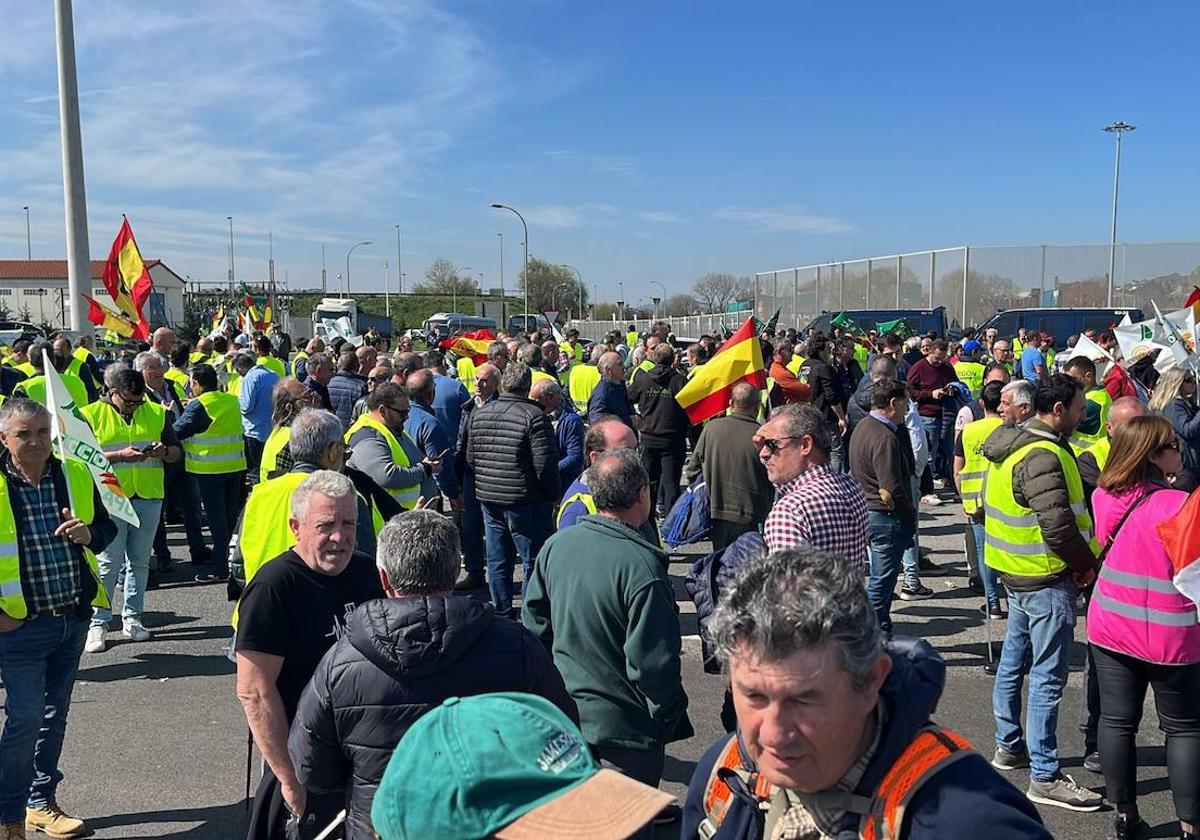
[83,295,136,338]
[440,329,496,364]
[100,217,154,339]
[675,316,766,424]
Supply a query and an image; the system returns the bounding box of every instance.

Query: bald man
[1076,396,1147,502]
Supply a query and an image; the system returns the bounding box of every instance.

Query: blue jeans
[461,472,485,576]
[920,414,953,480]
[866,510,915,634]
[480,500,553,617]
[93,497,162,626]
[993,578,1078,781]
[969,520,1002,611]
[0,613,89,822]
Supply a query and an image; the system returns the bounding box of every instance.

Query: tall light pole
[497,233,505,324]
[22,205,30,259]
[491,203,528,326]
[227,216,235,294]
[1104,121,1135,307]
[321,243,327,294]
[559,263,583,322]
[618,281,625,322]
[384,261,390,318]
[650,280,666,320]
[345,240,371,298]
[394,224,403,296]
[54,0,91,333]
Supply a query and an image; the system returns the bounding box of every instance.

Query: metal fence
[564,241,1200,340]
[753,241,1200,330]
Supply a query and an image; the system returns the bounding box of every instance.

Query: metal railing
[567,312,748,342]
[753,241,1200,329]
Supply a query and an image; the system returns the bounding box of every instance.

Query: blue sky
[0,1,1197,304]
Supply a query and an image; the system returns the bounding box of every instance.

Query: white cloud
[638,211,684,224]
[523,205,584,229]
[544,150,642,181]
[714,205,854,234]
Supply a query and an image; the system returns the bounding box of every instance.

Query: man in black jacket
[628,343,690,514]
[288,510,576,840]
[465,361,559,617]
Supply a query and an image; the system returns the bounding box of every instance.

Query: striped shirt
[763,464,869,569]
[3,455,80,613]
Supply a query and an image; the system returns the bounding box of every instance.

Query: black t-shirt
[234,549,384,720]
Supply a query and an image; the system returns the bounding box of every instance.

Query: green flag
[831,311,865,336]
[877,318,914,339]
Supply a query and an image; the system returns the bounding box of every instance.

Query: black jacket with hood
[981,418,1097,590]
[288,595,577,839]
[629,363,691,440]
[681,639,1049,840]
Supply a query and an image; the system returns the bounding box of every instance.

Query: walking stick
[244,728,254,811]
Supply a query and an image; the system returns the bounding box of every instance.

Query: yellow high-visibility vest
[958,416,1002,515]
[626,331,638,348]
[786,355,805,375]
[1069,388,1113,455]
[983,438,1099,578]
[568,364,602,413]
[345,415,419,509]
[0,459,109,619]
[164,368,191,396]
[182,391,247,475]
[16,372,90,408]
[952,361,986,400]
[531,369,555,385]
[259,357,287,379]
[456,357,477,394]
[260,425,291,482]
[82,399,167,500]
[556,491,597,528]
[1089,436,1112,472]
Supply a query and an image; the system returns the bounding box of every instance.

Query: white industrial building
[0,259,186,330]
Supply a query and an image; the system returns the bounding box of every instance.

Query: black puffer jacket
[288,595,577,840]
[466,393,560,506]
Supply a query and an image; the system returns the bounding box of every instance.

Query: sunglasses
[1159,439,1181,452]
[385,404,410,419]
[753,435,801,454]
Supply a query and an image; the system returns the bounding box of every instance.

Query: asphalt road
[0,498,1181,839]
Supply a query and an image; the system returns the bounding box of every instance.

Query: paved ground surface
[0,498,1182,839]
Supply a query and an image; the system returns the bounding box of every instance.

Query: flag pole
[42,351,78,517]
[54,0,92,335]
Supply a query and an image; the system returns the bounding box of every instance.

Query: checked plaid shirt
[2,453,81,613]
[763,463,869,569]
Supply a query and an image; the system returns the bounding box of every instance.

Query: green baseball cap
[370,693,674,839]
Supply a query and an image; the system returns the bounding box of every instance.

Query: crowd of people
[0,312,1196,840]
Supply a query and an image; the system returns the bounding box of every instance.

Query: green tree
[518,258,588,317]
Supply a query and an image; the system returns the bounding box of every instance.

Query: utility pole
[1104,121,1136,307]
[22,205,31,259]
[321,243,327,294]
[54,0,92,333]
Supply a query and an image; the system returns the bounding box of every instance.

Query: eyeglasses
[1159,439,1181,452]
[753,435,801,454]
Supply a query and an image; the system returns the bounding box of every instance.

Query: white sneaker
[122,617,152,642]
[920,494,943,506]
[84,626,106,653]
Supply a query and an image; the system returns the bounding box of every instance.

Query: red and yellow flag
[440,329,496,364]
[83,295,135,338]
[99,217,154,339]
[675,316,766,424]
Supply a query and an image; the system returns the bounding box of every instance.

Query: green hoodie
[522,514,692,750]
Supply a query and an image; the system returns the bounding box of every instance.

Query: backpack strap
[859,725,977,840]
[700,735,773,840]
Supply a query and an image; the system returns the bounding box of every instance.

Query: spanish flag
[83,295,136,338]
[100,217,154,339]
[675,316,766,424]
[1156,489,1200,607]
[440,329,496,364]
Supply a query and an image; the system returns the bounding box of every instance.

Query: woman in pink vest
[1091,415,1200,840]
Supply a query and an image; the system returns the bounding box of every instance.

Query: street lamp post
[650,280,666,320]
[394,225,403,296]
[384,261,390,318]
[227,216,235,294]
[497,233,505,325]
[345,240,371,299]
[559,263,583,323]
[22,205,30,259]
[1103,121,1136,307]
[491,203,528,328]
